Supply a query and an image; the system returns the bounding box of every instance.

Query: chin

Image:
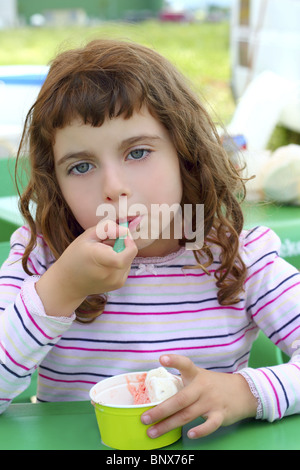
[135,237,180,258]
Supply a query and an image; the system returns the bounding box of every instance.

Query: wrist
[233,373,258,420]
[236,371,263,419]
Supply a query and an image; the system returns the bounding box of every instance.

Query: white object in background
[227,71,299,151]
[0,65,48,155]
[0,195,23,225]
[230,0,300,133]
[260,144,300,205]
[241,149,272,202]
[0,0,17,29]
[0,195,35,225]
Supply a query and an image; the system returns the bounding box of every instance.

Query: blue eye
[68,162,93,175]
[127,149,150,161]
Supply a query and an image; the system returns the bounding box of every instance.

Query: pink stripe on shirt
[54,327,257,354]
[0,284,21,289]
[275,325,300,346]
[245,261,275,284]
[252,282,300,318]
[258,368,282,418]
[128,271,217,279]
[13,252,40,275]
[39,373,96,386]
[104,305,244,316]
[244,228,271,248]
[20,293,61,341]
[0,341,30,371]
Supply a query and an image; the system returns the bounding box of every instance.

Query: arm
[141,228,300,438]
[35,221,137,317]
[0,227,74,413]
[0,223,137,412]
[235,228,300,421]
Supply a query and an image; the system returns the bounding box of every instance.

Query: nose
[101,164,131,202]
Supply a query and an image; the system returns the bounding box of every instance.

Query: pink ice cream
[126,373,151,405]
[126,367,183,405]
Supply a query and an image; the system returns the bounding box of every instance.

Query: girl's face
[53,106,183,257]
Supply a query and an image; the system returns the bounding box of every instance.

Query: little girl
[0,39,299,441]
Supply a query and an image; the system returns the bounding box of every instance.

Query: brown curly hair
[16,38,247,322]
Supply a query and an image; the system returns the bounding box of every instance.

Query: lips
[128,215,143,232]
[116,215,143,232]
[116,216,135,224]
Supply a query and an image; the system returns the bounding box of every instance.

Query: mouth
[116,215,143,232]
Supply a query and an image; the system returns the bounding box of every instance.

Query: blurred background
[0,0,299,152]
[0,0,299,268]
[0,0,300,201]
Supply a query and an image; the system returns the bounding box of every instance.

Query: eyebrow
[57,134,162,166]
[57,151,95,167]
[120,134,162,149]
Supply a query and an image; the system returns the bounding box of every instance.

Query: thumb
[96,219,128,241]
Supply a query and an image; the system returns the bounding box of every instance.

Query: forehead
[53,107,169,156]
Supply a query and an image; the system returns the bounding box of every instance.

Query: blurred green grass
[0,20,298,148]
[0,21,234,123]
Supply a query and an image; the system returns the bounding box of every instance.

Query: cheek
[156,164,182,204]
[135,160,182,205]
[60,184,98,229]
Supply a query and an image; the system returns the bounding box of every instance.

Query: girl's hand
[35,220,138,317]
[141,354,257,440]
[59,219,137,296]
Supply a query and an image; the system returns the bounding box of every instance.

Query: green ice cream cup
[89,371,182,450]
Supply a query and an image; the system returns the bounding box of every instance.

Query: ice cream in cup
[89,367,183,450]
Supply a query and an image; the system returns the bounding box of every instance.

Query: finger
[117,234,138,264]
[187,412,223,439]
[145,400,201,440]
[160,354,199,381]
[92,233,137,269]
[141,380,200,427]
[124,230,138,251]
[142,355,202,428]
[96,219,129,242]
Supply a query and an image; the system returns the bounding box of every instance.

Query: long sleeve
[0,227,75,413]
[237,226,300,421]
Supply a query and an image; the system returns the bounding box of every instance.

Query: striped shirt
[0,225,300,422]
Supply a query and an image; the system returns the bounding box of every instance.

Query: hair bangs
[46,70,146,131]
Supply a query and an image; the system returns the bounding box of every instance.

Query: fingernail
[141,414,151,425]
[148,428,158,438]
[188,431,196,439]
[161,355,170,366]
